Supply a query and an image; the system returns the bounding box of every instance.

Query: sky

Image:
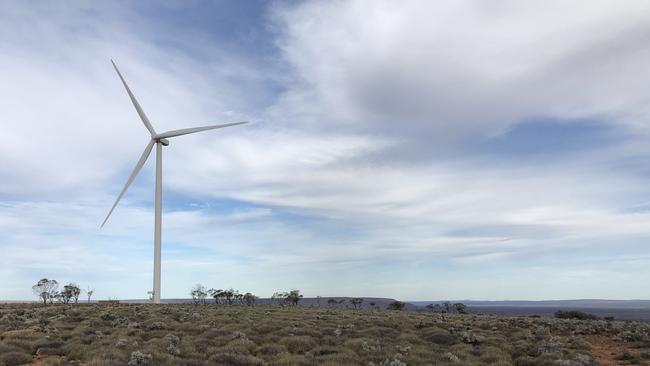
[2,0,650,301]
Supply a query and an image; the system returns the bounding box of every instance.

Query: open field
[2,304,650,366]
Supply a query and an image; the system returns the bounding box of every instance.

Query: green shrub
[127,350,152,366]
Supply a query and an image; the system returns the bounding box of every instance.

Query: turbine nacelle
[157,138,170,146]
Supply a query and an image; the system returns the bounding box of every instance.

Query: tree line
[190,284,258,306]
[32,278,94,305]
[32,278,467,314]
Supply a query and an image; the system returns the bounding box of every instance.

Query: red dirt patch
[584,335,642,366]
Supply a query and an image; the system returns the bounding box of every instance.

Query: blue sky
[2,0,650,301]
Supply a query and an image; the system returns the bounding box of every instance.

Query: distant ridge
[409,299,650,309]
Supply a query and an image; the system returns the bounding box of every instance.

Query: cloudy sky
[2,0,650,301]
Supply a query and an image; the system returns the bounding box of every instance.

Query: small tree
[327,298,337,307]
[223,288,236,305]
[32,278,58,305]
[453,302,467,314]
[350,298,364,309]
[60,283,81,304]
[190,284,208,304]
[243,292,257,306]
[442,301,452,313]
[60,287,71,304]
[209,289,223,304]
[70,283,81,303]
[286,290,303,306]
[387,301,405,311]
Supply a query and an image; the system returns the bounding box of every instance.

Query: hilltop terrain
[1,303,650,365]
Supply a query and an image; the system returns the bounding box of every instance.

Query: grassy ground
[1,304,650,365]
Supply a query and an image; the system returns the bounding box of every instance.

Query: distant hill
[409,299,650,321]
[410,299,650,308]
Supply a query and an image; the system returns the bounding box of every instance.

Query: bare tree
[32,278,58,305]
[86,287,95,303]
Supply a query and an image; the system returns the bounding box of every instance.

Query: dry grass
[1,303,649,365]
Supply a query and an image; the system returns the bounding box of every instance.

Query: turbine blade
[111,60,156,136]
[156,121,247,139]
[101,140,155,228]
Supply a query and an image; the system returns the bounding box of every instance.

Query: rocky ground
[1,303,649,365]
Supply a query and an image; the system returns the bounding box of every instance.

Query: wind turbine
[101,60,247,304]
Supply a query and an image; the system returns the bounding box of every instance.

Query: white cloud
[271,0,650,139]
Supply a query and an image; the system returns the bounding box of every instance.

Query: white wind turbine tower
[101,60,247,304]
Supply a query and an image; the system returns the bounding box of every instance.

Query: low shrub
[128,351,153,366]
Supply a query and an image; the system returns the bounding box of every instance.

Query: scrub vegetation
[2,303,650,365]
